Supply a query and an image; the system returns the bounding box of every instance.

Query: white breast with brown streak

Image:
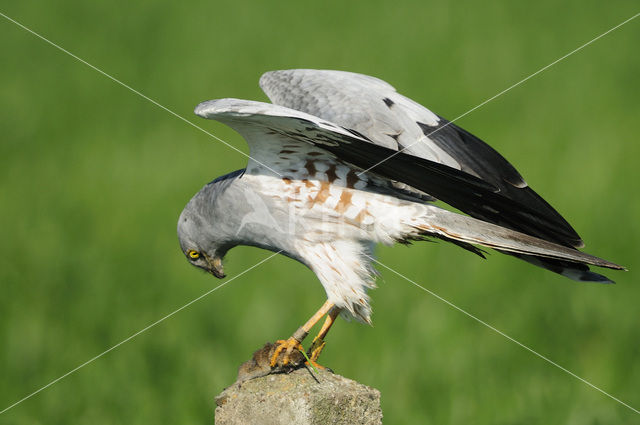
[247,141,424,243]
[244,142,429,322]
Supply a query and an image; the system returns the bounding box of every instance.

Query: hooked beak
[205,253,225,279]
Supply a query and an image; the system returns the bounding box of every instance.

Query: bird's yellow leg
[308,307,340,364]
[270,300,335,367]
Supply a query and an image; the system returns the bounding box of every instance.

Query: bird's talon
[305,359,326,370]
[308,337,326,363]
[270,337,303,367]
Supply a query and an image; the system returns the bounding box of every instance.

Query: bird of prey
[178,69,623,367]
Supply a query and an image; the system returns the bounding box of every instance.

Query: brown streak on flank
[354,208,368,223]
[305,160,317,176]
[335,190,353,214]
[302,179,314,188]
[308,151,323,156]
[310,181,331,206]
[282,177,292,184]
[351,288,357,294]
[326,164,338,183]
[346,170,359,188]
[293,186,301,194]
[280,150,296,154]
[317,181,332,203]
[329,264,341,275]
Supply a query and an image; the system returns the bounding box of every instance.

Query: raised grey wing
[259,69,583,249]
[193,98,622,276]
[194,98,495,197]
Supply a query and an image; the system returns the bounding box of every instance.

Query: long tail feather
[412,205,624,281]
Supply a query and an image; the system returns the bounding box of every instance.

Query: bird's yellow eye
[188,250,200,260]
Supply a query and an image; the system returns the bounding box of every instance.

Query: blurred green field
[1,1,639,423]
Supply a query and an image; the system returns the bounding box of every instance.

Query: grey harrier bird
[178,69,623,366]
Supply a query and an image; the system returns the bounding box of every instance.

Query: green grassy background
[1,1,639,423]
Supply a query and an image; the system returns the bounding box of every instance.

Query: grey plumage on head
[177,169,245,258]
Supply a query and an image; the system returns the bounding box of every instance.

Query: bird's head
[177,207,228,279]
[177,170,245,279]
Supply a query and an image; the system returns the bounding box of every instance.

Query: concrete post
[214,343,382,424]
[215,368,382,425]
